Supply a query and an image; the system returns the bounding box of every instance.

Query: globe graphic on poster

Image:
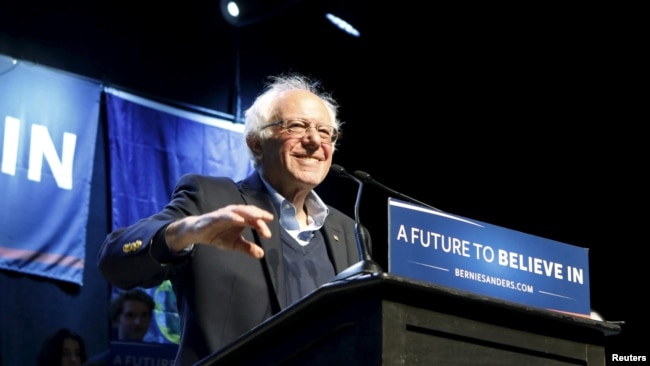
[153,280,181,344]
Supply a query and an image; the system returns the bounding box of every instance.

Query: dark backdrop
[0,1,645,364]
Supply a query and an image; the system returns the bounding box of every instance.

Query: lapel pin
[333,234,340,241]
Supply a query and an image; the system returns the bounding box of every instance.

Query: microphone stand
[329,165,383,281]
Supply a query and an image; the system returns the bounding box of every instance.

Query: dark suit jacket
[98,172,362,365]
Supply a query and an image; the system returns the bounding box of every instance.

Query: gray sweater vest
[281,229,335,305]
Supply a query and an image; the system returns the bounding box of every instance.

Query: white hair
[243,74,341,166]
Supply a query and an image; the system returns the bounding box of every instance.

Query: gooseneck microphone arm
[353,170,444,212]
[329,164,370,262]
[329,164,383,280]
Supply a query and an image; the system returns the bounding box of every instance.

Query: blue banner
[105,88,254,230]
[0,55,101,285]
[388,198,590,316]
[105,88,254,343]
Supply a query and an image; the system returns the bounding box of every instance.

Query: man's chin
[292,169,326,183]
[299,175,327,187]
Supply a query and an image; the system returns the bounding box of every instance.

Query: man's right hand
[164,204,274,259]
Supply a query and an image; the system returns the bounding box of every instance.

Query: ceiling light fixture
[225,1,240,18]
[219,0,302,27]
[325,12,360,37]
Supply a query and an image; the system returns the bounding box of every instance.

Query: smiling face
[251,89,334,199]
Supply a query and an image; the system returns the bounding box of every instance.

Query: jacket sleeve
[97,174,227,289]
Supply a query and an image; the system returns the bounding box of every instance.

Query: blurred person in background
[37,328,87,366]
[84,288,154,365]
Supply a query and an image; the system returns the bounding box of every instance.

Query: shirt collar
[258,171,329,232]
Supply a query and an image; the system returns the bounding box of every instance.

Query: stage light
[225,1,240,18]
[325,12,360,37]
[219,0,302,27]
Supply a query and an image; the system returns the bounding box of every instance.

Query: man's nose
[302,126,322,143]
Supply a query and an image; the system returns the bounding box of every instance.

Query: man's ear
[246,134,262,157]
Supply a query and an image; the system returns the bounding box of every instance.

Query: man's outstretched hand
[165,204,274,259]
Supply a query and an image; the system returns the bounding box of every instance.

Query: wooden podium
[197,272,620,366]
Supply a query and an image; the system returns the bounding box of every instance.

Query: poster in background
[0,54,101,285]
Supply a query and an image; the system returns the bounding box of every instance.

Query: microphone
[353,170,444,212]
[329,164,383,280]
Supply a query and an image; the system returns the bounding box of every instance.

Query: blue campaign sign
[107,341,177,366]
[388,198,590,316]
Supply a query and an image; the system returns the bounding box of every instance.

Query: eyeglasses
[262,119,339,144]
